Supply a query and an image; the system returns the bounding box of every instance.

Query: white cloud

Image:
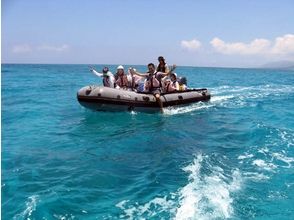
[181,39,201,51]
[37,44,69,52]
[271,34,294,55]
[210,38,271,55]
[210,34,294,57]
[11,44,70,55]
[12,44,32,53]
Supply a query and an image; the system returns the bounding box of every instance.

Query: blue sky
[2,0,294,67]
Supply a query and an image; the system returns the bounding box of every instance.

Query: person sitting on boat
[164,73,180,92]
[178,76,188,91]
[115,65,129,89]
[129,63,162,110]
[129,63,176,112]
[90,66,116,88]
[130,63,159,92]
[127,68,144,91]
[130,63,176,92]
[156,56,175,90]
[157,56,170,73]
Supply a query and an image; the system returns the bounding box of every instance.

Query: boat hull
[77,86,211,112]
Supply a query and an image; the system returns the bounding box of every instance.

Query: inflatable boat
[77,86,211,112]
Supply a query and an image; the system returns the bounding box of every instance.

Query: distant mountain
[261,60,294,70]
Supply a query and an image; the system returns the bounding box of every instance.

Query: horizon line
[1,62,265,70]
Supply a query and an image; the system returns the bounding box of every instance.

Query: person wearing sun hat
[90,66,116,88]
[164,72,179,92]
[115,65,129,89]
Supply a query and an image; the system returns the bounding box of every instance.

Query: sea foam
[13,195,39,220]
[116,154,242,220]
[175,154,241,220]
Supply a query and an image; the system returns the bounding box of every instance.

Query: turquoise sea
[2,64,294,219]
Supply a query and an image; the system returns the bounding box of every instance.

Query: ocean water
[1,64,294,220]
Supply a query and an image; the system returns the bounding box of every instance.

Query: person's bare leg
[155,94,164,113]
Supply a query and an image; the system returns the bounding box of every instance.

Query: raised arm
[90,67,103,77]
[167,64,176,75]
[159,64,177,77]
[129,67,148,77]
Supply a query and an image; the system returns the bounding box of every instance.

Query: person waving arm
[89,67,104,77]
[129,67,149,77]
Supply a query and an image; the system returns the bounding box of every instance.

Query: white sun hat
[117,65,124,70]
[171,72,177,77]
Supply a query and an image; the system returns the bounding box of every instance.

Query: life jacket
[178,77,187,85]
[154,71,164,88]
[116,75,128,88]
[178,77,187,91]
[102,73,115,88]
[179,84,187,91]
[103,76,111,87]
[157,63,166,73]
[166,80,178,92]
[146,73,160,92]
